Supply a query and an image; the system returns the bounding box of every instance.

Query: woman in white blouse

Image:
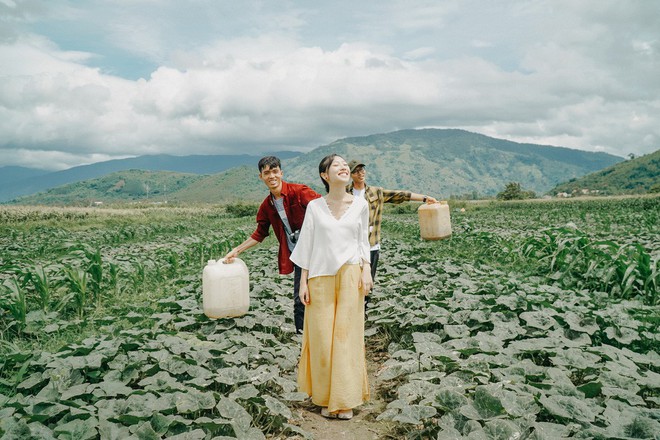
[290,153,373,420]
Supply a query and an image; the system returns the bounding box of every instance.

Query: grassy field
[0,196,658,439]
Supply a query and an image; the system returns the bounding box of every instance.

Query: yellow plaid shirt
[348,183,411,247]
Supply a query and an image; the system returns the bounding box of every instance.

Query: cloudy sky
[1,0,658,170]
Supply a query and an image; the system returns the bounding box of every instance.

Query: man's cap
[348,160,365,173]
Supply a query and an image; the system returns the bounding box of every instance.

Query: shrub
[497,182,536,200]
[225,203,259,218]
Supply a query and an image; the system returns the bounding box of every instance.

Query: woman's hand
[300,269,310,305]
[359,267,373,295]
[300,283,310,305]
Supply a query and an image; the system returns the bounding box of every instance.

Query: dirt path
[282,344,394,440]
[286,349,395,440]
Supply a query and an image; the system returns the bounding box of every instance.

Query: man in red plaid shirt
[224,156,321,333]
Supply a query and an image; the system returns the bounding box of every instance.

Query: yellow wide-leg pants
[297,264,370,413]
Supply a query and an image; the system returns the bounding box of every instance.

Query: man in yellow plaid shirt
[346,159,438,310]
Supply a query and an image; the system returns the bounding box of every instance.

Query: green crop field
[0,197,658,439]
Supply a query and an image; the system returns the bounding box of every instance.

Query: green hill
[12,170,204,206]
[0,152,300,203]
[280,129,623,198]
[167,166,265,203]
[550,149,660,196]
[12,129,626,205]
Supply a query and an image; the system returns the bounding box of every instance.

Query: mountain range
[0,166,50,189]
[6,129,628,205]
[0,151,299,203]
[279,129,623,197]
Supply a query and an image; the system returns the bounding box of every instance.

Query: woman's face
[323,156,350,186]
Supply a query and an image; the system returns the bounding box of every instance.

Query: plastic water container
[202,258,250,318]
[418,201,452,240]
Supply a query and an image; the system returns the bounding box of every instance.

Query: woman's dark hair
[258,156,281,172]
[318,153,340,193]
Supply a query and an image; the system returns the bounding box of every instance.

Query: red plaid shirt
[251,181,321,275]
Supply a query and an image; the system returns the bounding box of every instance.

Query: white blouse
[290,196,370,279]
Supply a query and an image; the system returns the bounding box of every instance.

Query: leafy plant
[516,227,658,305]
[63,267,89,319]
[0,277,28,333]
[30,265,55,312]
[0,196,657,439]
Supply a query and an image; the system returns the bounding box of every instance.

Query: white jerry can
[202,258,250,318]
[418,201,452,240]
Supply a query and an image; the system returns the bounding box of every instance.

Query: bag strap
[272,195,294,236]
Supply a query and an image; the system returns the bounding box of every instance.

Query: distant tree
[123,179,146,196]
[497,182,536,200]
[628,153,636,160]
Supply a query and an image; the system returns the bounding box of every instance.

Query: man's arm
[382,189,437,204]
[409,193,438,204]
[223,237,260,263]
[224,201,269,263]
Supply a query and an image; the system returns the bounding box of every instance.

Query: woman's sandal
[337,409,353,420]
[321,407,353,420]
[320,407,337,419]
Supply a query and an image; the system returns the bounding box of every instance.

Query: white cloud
[1,0,659,170]
[471,40,493,49]
[0,0,52,21]
[0,147,129,170]
[403,46,436,60]
[381,0,458,31]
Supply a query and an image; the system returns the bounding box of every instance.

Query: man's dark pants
[293,265,305,333]
[365,249,379,310]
